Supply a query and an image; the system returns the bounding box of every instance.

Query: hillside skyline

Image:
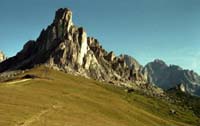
[0,0,199,74]
[0,4,200,126]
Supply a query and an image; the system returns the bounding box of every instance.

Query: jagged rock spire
[54,8,73,32]
[0,8,148,85]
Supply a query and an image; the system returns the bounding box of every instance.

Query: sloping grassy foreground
[0,66,198,126]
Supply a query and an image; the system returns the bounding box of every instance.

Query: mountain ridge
[0,8,199,97]
[0,7,200,125]
[0,8,162,95]
[144,59,200,96]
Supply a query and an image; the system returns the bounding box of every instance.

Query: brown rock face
[105,51,115,62]
[0,8,147,85]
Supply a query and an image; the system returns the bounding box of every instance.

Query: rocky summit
[0,5,200,126]
[0,51,6,63]
[144,59,200,96]
[0,8,153,91]
[0,8,199,97]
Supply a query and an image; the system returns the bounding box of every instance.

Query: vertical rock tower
[0,8,148,85]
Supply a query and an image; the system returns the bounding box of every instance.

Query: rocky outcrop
[144,59,200,96]
[0,8,149,88]
[167,83,187,93]
[0,51,6,63]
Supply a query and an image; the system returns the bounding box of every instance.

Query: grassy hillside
[167,89,200,118]
[0,66,199,126]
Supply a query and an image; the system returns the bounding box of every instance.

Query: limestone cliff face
[0,8,148,85]
[0,51,6,63]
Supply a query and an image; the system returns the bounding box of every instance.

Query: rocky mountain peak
[105,51,115,62]
[55,8,72,20]
[0,8,160,95]
[54,8,73,30]
[122,54,141,70]
[153,59,167,66]
[144,59,200,96]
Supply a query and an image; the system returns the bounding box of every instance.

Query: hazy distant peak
[153,59,167,65]
[144,59,200,96]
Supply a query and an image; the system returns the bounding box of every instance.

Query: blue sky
[0,0,200,73]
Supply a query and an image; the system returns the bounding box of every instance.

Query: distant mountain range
[0,8,200,97]
[143,59,200,96]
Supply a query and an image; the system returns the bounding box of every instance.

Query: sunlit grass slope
[0,66,198,126]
